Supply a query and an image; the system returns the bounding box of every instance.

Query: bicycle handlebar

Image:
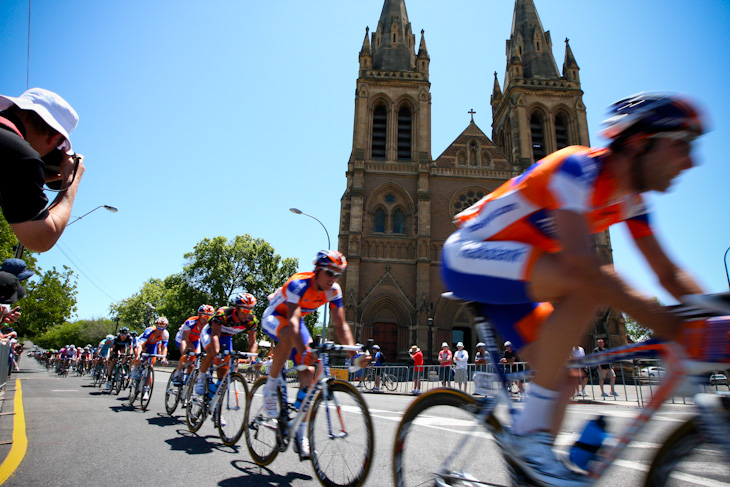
[140,353,166,359]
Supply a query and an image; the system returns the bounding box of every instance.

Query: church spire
[371,0,416,71]
[562,37,580,84]
[506,0,560,82]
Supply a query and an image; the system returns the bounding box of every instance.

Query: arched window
[392,209,404,234]
[397,106,412,160]
[469,140,479,166]
[555,113,569,150]
[372,104,387,159]
[374,208,386,233]
[530,112,546,161]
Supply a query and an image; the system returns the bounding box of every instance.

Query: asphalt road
[0,358,727,486]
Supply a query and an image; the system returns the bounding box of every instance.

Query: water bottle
[569,416,608,470]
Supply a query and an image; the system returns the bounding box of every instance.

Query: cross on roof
[468,109,476,122]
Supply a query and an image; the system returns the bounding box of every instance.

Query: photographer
[0,88,85,252]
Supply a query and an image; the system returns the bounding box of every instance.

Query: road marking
[50,390,79,392]
[0,379,27,484]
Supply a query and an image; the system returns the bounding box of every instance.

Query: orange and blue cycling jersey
[441,146,654,349]
[210,307,257,337]
[261,272,343,363]
[174,316,205,350]
[138,326,169,354]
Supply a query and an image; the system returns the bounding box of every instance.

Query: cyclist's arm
[633,233,704,299]
[537,209,681,338]
[247,329,258,356]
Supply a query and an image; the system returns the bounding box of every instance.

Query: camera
[42,149,81,190]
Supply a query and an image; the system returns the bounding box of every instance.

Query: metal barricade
[0,342,10,390]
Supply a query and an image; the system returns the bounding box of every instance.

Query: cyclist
[260,250,366,459]
[132,317,169,384]
[106,327,133,389]
[440,93,710,485]
[194,293,259,395]
[172,304,214,386]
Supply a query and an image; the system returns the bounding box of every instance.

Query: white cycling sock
[298,422,307,438]
[513,384,558,436]
[264,375,280,393]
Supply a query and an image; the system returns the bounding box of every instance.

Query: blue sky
[2,0,729,321]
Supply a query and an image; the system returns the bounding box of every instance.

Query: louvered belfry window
[531,112,546,161]
[555,113,569,150]
[372,105,387,159]
[397,106,412,160]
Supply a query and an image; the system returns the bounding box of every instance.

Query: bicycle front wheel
[361,371,374,392]
[186,375,207,433]
[164,371,181,415]
[644,418,730,486]
[244,377,282,466]
[128,377,139,406]
[140,368,155,411]
[218,373,249,446]
[309,380,374,487]
[393,389,505,487]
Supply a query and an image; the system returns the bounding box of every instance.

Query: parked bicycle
[128,353,165,411]
[392,293,730,487]
[359,365,398,392]
[244,340,374,487]
[185,350,254,446]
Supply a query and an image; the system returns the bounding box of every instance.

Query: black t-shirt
[0,111,50,224]
[112,334,132,350]
[592,346,610,369]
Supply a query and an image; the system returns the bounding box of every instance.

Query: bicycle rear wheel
[309,380,374,487]
[361,371,374,391]
[392,389,505,487]
[140,368,155,411]
[644,418,730,487]
[384,373,398,392]
[114,367,123,395]
[164,371,181,415]
[244,377,282,466]
[217,373,249,446]
[186,375,207,433]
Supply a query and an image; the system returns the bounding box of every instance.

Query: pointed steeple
[371,0,416,71]
[416,29,430,75]
[359,27,373,71]
[490,71,503,109]
[506,0,560,80]
[562,37,580,84]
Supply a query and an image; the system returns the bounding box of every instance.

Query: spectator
[438,342,452,387]
[475,342,488,367]
[570,345,589,398]
[372,344,384,392]
[0,88,85,252]
[500,341,525,396]
[453,342,469,391]
[593,338,619,397]
[408,345,423,395]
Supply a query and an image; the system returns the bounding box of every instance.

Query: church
[337,0,624,363]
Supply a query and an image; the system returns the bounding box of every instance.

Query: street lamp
[724,246,730,289]
[290,207,332,333]
[67,204,118,226]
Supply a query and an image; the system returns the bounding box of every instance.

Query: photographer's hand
[59,152,85,185]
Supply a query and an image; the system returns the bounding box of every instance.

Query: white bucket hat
[0,88,78,151]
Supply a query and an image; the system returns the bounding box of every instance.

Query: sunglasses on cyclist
[323,269,341,278]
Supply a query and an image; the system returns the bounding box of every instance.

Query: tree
[624,297,663,342]
[0,210,37,267]
[16,265,77,337]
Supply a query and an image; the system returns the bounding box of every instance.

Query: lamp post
[427,318,434,364]
[724,246,730,290]
[290,207,331,333]
[67,204,118,226]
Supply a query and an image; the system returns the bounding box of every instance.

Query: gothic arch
[365,183,416,237]
[529,105,549,161]
[370,96,393,160]
[360,292,413,329]
[449,186,489,218]
[553,107,572,150]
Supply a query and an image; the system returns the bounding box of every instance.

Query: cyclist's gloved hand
[302,347,318,367]
[348,352,371,372]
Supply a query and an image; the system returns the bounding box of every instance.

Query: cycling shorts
[174,335,199,353]
[440,233,553,350]
[261,311,313,365]
[200,327,233,353]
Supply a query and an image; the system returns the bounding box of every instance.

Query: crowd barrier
[238,359,730,407]
[0,342,10,390]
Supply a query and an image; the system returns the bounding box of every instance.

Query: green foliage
[0,210,37,267]
[34,316,117,349]
[16,265,77,337]
[110,235,301,356]
[624,297,663,342]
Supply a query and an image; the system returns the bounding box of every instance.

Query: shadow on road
[222,460,312,486]
[165,429,241,455]
[147,413,183,427]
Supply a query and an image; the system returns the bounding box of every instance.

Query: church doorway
[373,322,397,364]
[452,326,472,357]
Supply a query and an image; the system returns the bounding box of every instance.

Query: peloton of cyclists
[105,327,133,389]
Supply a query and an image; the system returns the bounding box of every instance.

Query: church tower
[339,0,516,363]
[490,0,624,347]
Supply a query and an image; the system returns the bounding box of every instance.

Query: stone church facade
[338,0,624,363]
